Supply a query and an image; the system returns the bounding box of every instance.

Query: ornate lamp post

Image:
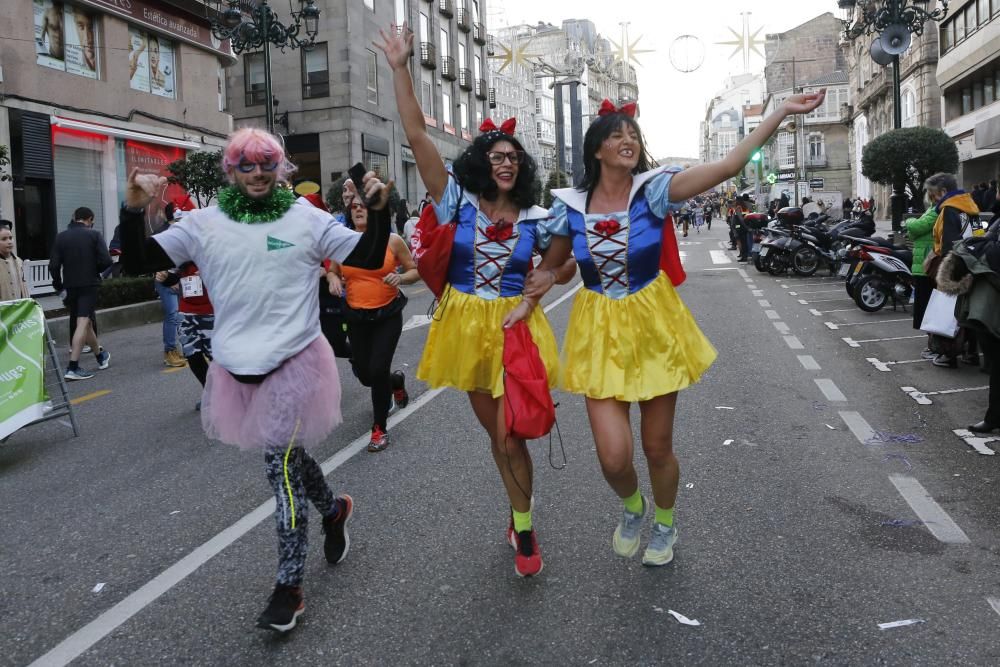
[837,0,949,230]
[207,0,321,134]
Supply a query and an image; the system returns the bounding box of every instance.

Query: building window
[807,133,824,160]
[962,87,972,115]
[901,88,916,127]
[128,28,176,98]
[442,90,452,126]
[218,66,228,111]
[366,48,378,103]
[979,0,990,26]
[440,27,449,59]
[536,121,542,139]
[364,0,375,11]
[394,0,406,25]
[245,52,266,106]
[301,42,329,99]
[459,99,469,132]
[34,1,101,80]
[363,150,388,178]
[776,131,794,169]
[421,69,434,116]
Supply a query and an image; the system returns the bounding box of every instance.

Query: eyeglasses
[350,201,367,210]
[486,150,526,166]
[236,161,279,174]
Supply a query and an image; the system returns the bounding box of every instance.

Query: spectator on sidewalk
[49,207,112,380]
[0,222,29,301]
[155,204,187,368]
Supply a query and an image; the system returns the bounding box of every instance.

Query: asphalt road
[4,224,1000,666]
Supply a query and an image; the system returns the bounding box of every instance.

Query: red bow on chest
[484,220,514,242]
[594,219,621,235]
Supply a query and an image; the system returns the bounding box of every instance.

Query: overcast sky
[490,0,842,158]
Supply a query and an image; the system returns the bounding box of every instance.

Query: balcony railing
[473,22,486,45]
[456,7,471,31]
[805,155,828,168]
[486,34,495,55]
[441,55,457,80]
[458,68,473,90]
[420,42,437,69]
[475,78,488,100]
[438,0,453,18]
[488,87,496,109]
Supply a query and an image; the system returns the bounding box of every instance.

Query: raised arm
[669,90,827,202]
[375,25,449,202]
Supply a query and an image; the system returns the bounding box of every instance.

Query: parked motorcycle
[841,236,914,312]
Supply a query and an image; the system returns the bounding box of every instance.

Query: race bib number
[180,275,204,298]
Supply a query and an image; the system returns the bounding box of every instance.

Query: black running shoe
[391,370,409,409]
[322,494,353,564]
[256,584,304,632]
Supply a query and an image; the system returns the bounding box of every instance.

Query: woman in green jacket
[903,203,939,357]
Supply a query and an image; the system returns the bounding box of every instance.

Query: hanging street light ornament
[490,36,542,73]
[669,35,705,74]
[716,13,766,73]
[838,0,950,42]
[611,22,655,68]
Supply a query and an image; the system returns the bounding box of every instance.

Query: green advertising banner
[0,299,50,440]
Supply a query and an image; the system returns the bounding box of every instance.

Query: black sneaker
[255,584,304,632]
[391,371,409,409]
[322,494,353,564]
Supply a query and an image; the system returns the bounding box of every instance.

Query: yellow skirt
[561,272,717,402]
[417,285,560,398]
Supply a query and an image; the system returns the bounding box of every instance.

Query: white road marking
[901,384,988,405]
[764,310,780,320]
[799,297,857,303]
[678,241,703,246]
[798,299,810,305]
[402,314,433,331]
[743,277,754,283]
[797,289,846,295]
[809,309,823,316]
[752,290,764,297]
[888,474,971,545]
[30,284,583,667]
[840,411,876,444]
[866,357,932,372]
[736,268,749,279]
[988,597,1000,617]
[952,429,998,456]
[843,335,924,348]
[679,252,688,260]
[783,336,804,349]
[815,379,847,402]
[774,322,791,334]
[825,322,840,330]
[703,267,740,271]
[710,250,732,265]
[788,291,798,296]
[758,299,771,307]
[812,308,856,315]
[780,284,790,289]
[791,282,841,288]
[798,355,821,370]
[828,318,910,329]
[746,283,757,289]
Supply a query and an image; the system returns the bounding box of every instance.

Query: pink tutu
[201,336,342,451]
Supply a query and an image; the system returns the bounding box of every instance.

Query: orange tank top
[341,246,399,309]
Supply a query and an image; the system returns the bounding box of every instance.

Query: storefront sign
[809,178,825,190]
[0,300,50,441]
[76,0,233,59]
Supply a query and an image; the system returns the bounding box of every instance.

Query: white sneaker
[612,497,647,558]
[642,523,678,567]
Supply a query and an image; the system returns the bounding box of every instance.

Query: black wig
[577,113,653,194]
[452,132,540,209]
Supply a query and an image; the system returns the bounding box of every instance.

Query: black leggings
[347,311,403,430]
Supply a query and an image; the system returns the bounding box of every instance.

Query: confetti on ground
[825,424,837,430]
[881,519,925,528]
[878,618,925,630]
[92,583,105,593]
[715,406,735,410]
[723,439,734,445]
[169,510,181,515]
[685,483,694,488]
[865,431,925,445]
[883,453,913,469]
[668,610,702,626]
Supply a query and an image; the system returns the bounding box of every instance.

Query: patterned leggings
[264,446,337,587]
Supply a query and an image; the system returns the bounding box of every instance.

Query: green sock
[655,505,674,527]
[512,508,532,532]
[622,488,644,515]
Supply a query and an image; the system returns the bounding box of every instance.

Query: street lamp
[837,0,949,230]
[207,0,321,134]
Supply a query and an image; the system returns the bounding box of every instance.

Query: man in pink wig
[121,128,392,633]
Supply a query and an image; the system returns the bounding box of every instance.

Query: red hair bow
[172,194,196,211]
[480,117,517,135]
[598,99,637,118]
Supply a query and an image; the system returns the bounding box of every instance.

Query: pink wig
[221,128,297,182]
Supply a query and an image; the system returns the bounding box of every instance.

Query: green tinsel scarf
[217,186,296,224]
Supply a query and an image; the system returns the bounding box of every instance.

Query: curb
[45,300,163,345]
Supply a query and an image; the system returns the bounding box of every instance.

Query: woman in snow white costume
[377,25,573,577]
[519,92,826,566]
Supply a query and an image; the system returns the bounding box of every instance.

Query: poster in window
[123,141,186,235]
[64,5,97,79]
[149,36,175,99]
[34,0,66,71]
[128,27,150,92]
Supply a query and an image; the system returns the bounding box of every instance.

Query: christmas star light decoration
[490,37,541,73]
[611,26,654,67]
[717,14,766,71]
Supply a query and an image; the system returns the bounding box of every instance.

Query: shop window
[245,52,266,106]
[52,129,105,236]
[34,0,99,79]
[128,27,176,98]
[901,88,917,127]
[442,91,452,126]
[362,150,388,178]
[302,42,329,99]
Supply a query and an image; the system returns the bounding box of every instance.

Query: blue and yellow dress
[544,166,717,402]
[417,175,560,397]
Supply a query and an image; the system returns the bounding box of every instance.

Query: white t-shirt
[154,204,361,374]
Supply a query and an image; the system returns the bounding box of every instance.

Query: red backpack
[502,321,555,440]
[410,191,462,299]
[659,215,686,287]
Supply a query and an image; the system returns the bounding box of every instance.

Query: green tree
[166,150,227,207]
[861,127,959,209]
[543,169,570,208]
[0,144,11,182]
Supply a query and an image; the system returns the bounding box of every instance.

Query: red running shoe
[511,529,543,577]
[367,425,389,452]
